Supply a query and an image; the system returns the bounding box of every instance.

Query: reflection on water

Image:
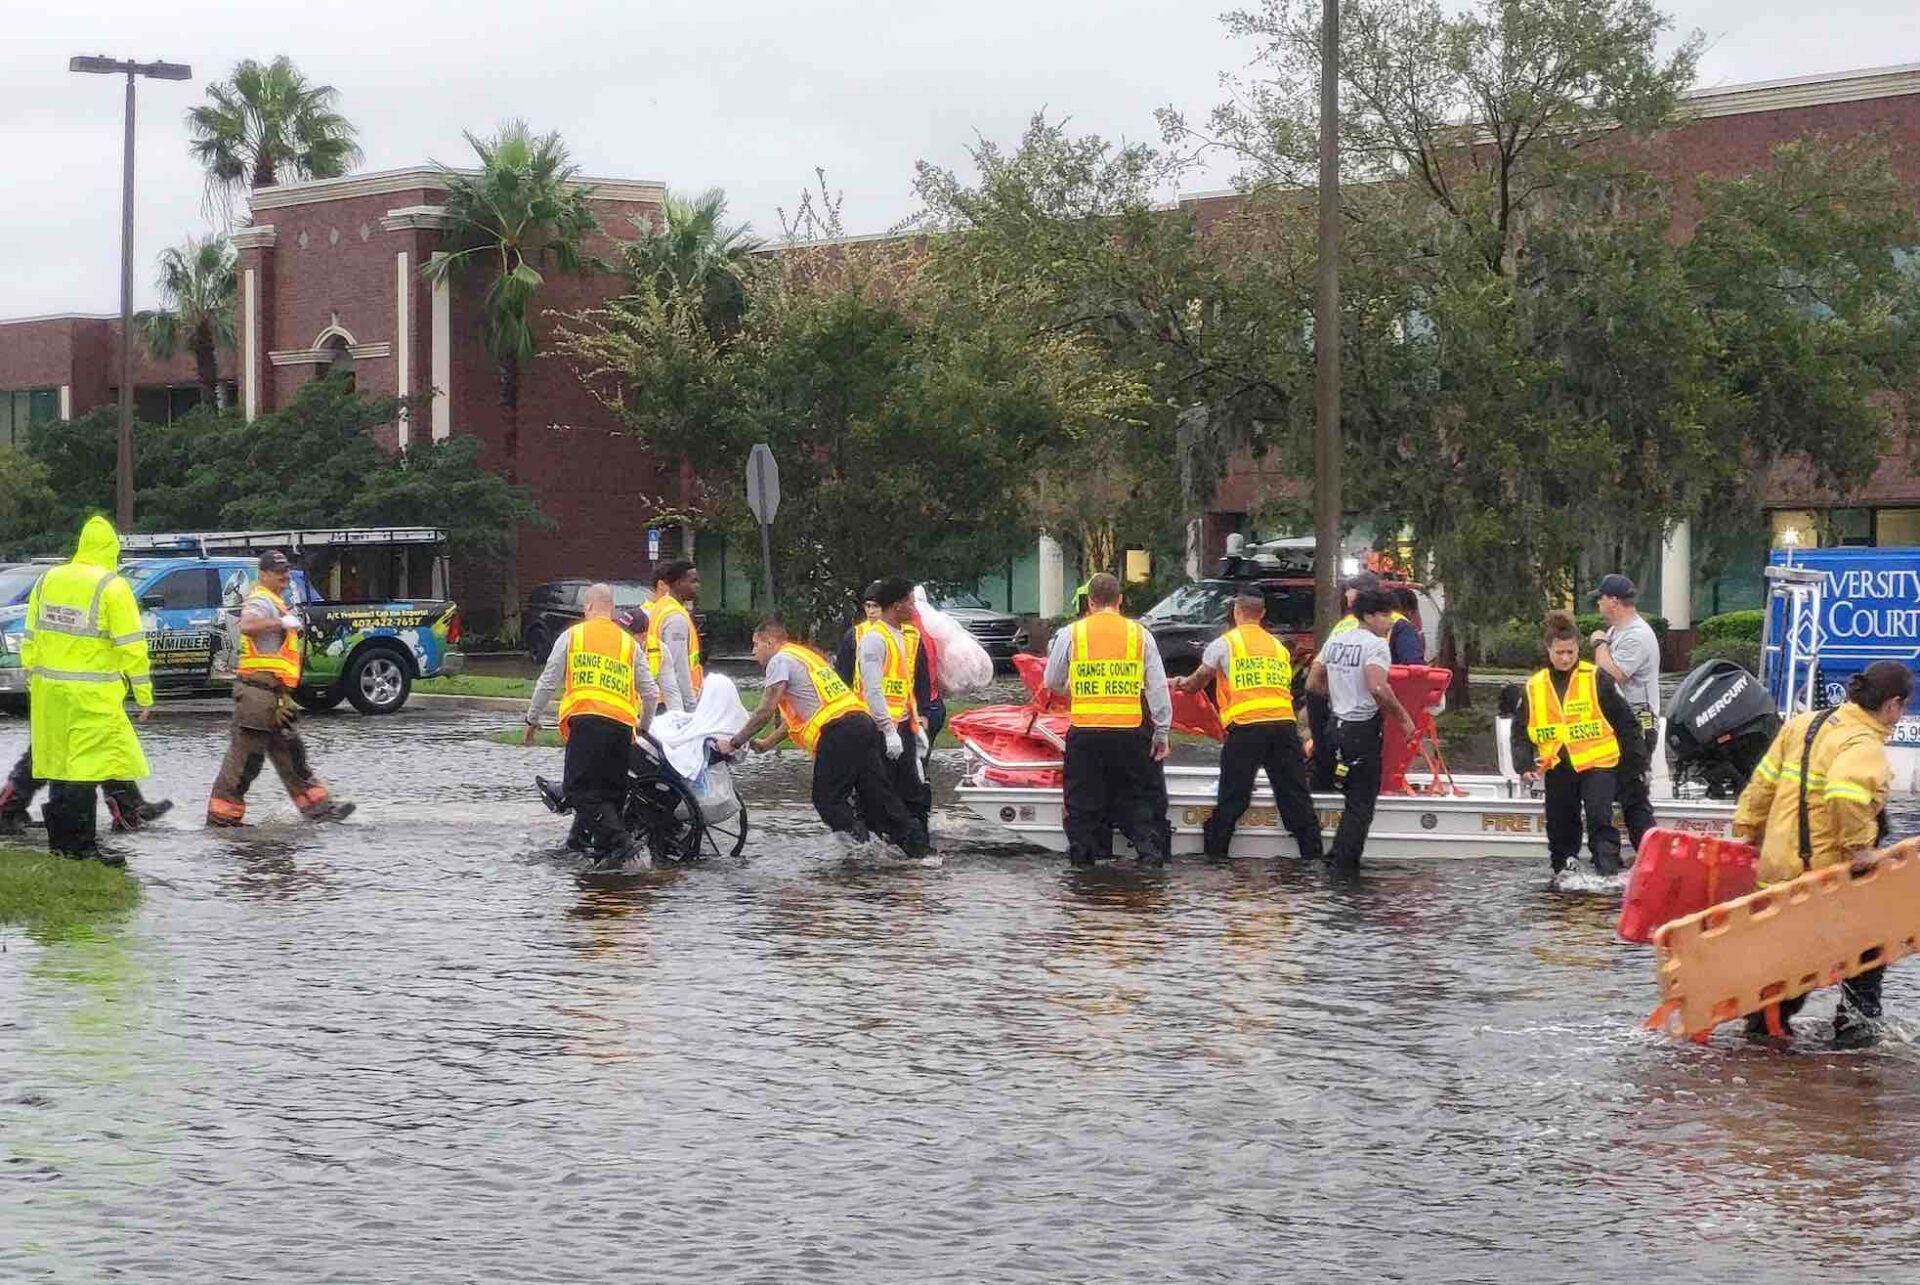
[0,709,1917,1281]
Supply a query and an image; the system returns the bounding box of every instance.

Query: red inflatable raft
[1617,828,1760,944]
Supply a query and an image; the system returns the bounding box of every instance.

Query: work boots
[535,776,571,814]
[108,797,174,833]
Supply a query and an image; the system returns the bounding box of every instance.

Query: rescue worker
[853,577,932,829]
[1731,660,1915,1047]
[206,551,355,828]
[1306,590,1418,877]
[837,582,936,774]
[646,560,703,715]
[833,584,886,683]
[524,582,658,865]
[0,749,170,836]
[16,516,166,863]
[1507,609,1641,879]
[1043,572,1172,867]
[1309,572,1418,789]
[716,618,927,857]
[1174,590,1322,861]
[1589,573,1659,849]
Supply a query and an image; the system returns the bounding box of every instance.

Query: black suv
[521,579,654,662]
[935,592,1030,672]
[1143,578,1320,676]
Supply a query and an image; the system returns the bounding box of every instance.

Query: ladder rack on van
[118,528,449,557]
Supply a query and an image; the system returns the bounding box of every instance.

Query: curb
[409,692,529,712]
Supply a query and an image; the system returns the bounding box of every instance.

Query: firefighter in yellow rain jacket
[19,516,162,864]
[1731,660,1915,1047]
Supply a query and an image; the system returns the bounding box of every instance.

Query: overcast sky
[3,0,1916,316]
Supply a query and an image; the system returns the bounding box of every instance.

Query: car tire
[526,624,552,664]
[345,646,414,715]
[293,685,347,713]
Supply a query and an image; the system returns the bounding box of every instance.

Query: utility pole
[69,55,192,530]
[1311,0,1343,638]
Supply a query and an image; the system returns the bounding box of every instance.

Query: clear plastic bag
[912,586,995,695]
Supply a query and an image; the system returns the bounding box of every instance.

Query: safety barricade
[1645,843,1920,1041]
[1617,829,1759,944]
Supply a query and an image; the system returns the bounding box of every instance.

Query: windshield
[938,592,991,611]
[611,583,653,609]
[1143,582,1235,626]
[0,566,45,605]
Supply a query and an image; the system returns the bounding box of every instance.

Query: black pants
[886,718,932,827]
[814,714,924,852]
[1205,721,1322,861]
[1543,760,1620,875]
[1327,715,1384,874]
[563,714,634,855]
[3,750,149,828]
[1305,693,1335,791]
[1063,727,1169,866]
[1615,725,1658,850]
[43,782,102,856]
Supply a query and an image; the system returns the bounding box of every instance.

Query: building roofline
[248,164,667,212]
[0,311,121,327]
[1684,61,1920,120]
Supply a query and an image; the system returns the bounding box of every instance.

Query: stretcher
[1646,841,1920,1040]
[1616,829,1759,944]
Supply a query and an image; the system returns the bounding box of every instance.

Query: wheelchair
[537,732,749,865]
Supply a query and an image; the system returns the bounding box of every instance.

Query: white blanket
[652,672,751,780]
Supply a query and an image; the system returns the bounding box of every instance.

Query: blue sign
[647,527,660,561]
[1766,546,1920,743]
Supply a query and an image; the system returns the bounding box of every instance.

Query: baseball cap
[257,549,292,572]
[861,580,885,604]
[1591,573,1636,602]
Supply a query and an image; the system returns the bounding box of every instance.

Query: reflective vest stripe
[557,619,640,737]
[645,596,705,696]
[28,667,132,683]
[1526,662,1621,773]
[1068,611,1145,730]
[775,643,867,754]
[109,630,146,647]
[1217,625,1295,727]
[236,585,303,688]
[855,620,920,725]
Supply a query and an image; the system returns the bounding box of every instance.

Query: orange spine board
[1648,842,1920,1039]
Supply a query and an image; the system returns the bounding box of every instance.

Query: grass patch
[0,845,141,943]
[416,674,535,699]
[1434,706,1494,741]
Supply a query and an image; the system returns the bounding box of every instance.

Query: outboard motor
[1664,660,1780,799]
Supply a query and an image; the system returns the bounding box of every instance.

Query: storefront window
[1876,508,1920,548]
[1770,509,1816,548]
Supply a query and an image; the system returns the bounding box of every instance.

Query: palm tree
[141,236,238,410]
[619,187,762,340]
[186,56,361,214]
[424,122,599,415]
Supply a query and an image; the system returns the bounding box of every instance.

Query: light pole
[69,55,192,531]
[1311,0,1342,638]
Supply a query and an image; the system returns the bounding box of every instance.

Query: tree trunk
[1439,614,1471,708]
[253,150,277,189]
[194,331,221,411]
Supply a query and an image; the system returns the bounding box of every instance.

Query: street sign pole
[745,443,781,610]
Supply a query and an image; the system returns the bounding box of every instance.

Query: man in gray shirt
[1590,572,1659,848]
[858,577,931,827]
[1306,590,1418,877]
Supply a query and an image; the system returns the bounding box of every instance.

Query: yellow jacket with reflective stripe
[775,643,866,754]
[1068,610,1145,729]
[236,582,304,688]
[1734,703,1892,886]
[1216,624,1295,727]
[23,516,153,782]
[1525,662,1621,773]
[855,619,920,726]
[645,595,704,696]
[558,618,642,738]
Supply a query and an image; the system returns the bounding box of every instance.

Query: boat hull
[957,770,1736,861]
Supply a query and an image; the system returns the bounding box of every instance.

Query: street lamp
[69,55,192,531]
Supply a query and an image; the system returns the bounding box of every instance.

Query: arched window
[318,333,355,392]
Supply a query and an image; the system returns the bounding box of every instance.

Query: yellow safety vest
[236,583,304,689]
[1526,661,1622,773]
[557,618,641,739]
[855,619,920,726]
[1068,609,1145,730]
[1216,624,1295,727]
[775,643,867,754]
[645,594,704,697]
[1331,610,1407,637]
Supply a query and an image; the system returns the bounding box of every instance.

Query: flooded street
[4,705,1919,1282]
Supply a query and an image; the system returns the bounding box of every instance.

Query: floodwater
[3,706,1918,1283]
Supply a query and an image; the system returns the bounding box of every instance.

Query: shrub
[1478,612,1669,669]
[1696,610,1765,643]
[699,608,756,651]
[1688,638,1762,674]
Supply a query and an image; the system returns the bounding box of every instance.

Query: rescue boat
[953,656,1740,861]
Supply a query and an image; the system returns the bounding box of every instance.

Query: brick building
[4,61,1919,630]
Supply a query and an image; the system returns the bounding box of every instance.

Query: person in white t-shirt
[1305,590,1416,876]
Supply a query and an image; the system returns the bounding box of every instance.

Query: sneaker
[138,799,175,825]
[308,801,356,823]
[535,776,570,815]
[1832,1015,1884,1050]
[205,812,247,829]
[110,797,176,833]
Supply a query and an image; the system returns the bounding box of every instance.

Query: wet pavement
[3,706,1918,1282]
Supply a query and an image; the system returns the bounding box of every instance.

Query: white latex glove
[280,614,302,632]
[884,727,904,760]
[915,725,931,761]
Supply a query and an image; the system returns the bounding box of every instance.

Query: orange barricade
[1384,665,1457,796]
[1645,843,1920,1041]
[1617,829,1759,944]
